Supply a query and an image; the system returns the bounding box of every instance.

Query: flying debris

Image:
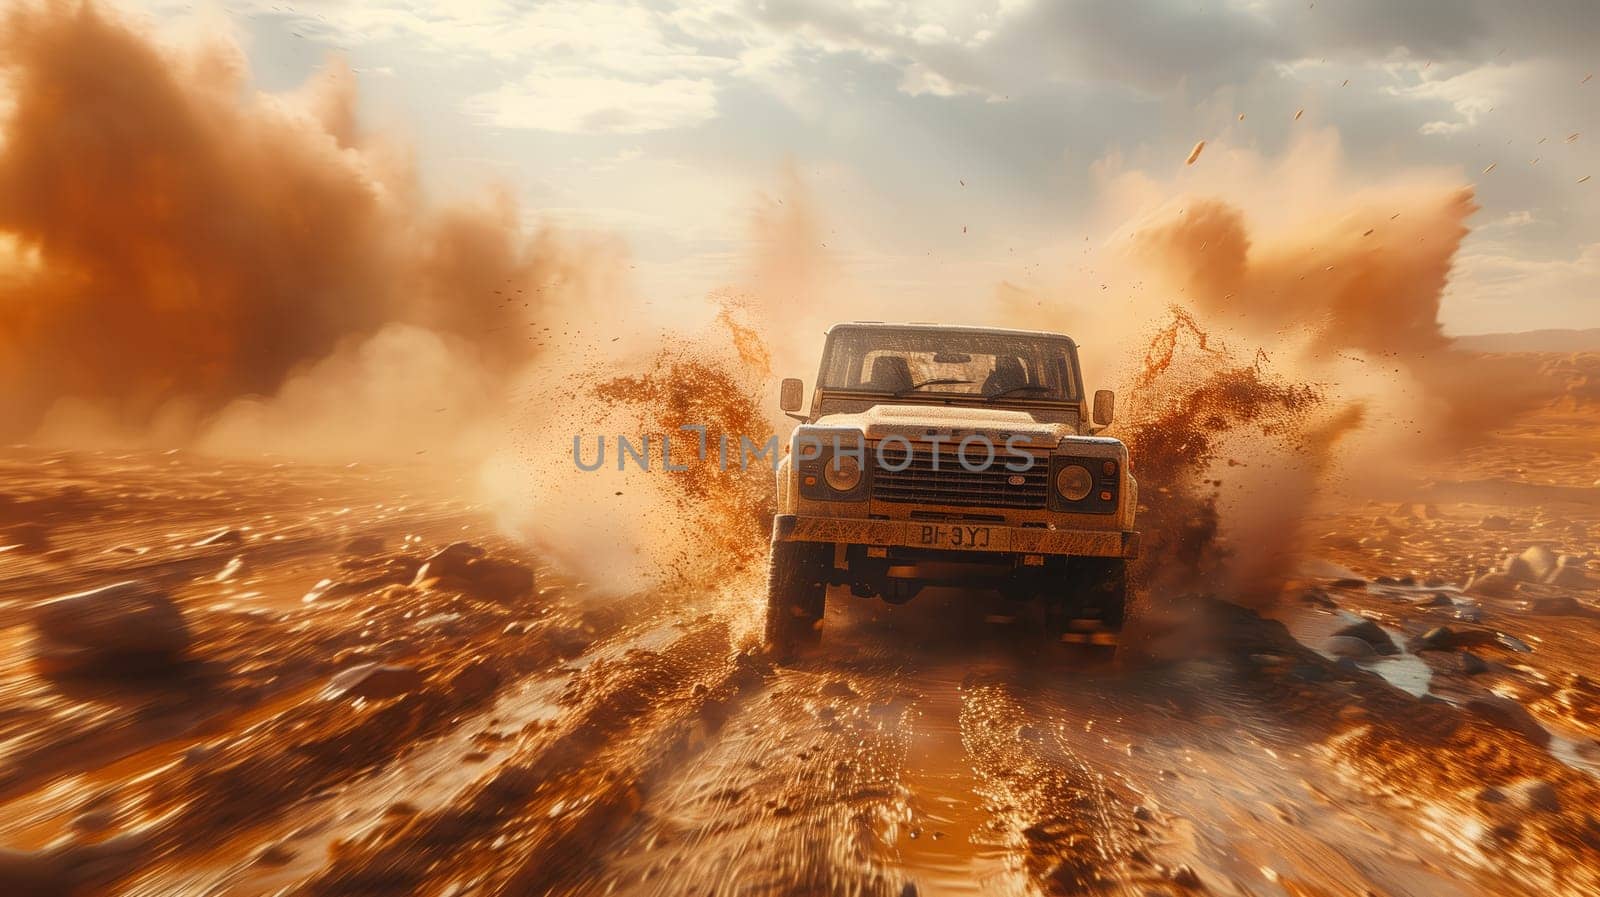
[1294,108,1304,120]
[1186,140,1206,165]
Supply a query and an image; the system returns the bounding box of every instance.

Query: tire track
[959,678,1168,896]
[575,666,912,897]
[297,619,738,897]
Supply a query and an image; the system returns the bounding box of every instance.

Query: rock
[448,659,501,701]
[1045,856,1099,894]
[323,663,424,701]
[414,542,486,582]
[343,534,385,556]
[1299,588,1336,608]
[1481,515,1513,531]
[1549,557,1595,589]
[1334,657,1361,675]
[1169,864,1202,888]
[1474,785,1507,804]
[1413,626,1456,651]
[30,581,191,675]
[1413,593,1455,608]
[1507,778,1561,813]
[193,528,244,548]
[461,558,536,603]
[820,679,858,699]
[1466,571,1518,598]
[1331,620,1399,655]
[1320,533,1361,551]
[899,884,919,897]
[1454,605,1485,623]
[1323,636,1376,659]
[413,542,535,603]
[1459,652,1489,676]
[1506,546,1560,582]
[1464,694,1550,746]
[1524,594,1585,616]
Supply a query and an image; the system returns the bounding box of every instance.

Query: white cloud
[467,74,719,133]
[1446,241,1600,332]
[1386,63,1516,136]
[898,63,970,98]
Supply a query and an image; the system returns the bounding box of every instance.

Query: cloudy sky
[130,0,1596,335]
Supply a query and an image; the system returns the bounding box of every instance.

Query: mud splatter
[589,342,776,589]
[1116,307,1326,600]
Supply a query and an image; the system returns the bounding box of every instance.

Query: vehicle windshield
[819,327,1079,401]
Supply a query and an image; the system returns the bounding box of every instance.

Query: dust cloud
[0,3,1552,609]
[1004,133,1540,607]
[0,2,620,459]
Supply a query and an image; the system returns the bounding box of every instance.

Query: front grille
[871,443,1049,509]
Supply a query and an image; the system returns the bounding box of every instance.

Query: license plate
[910,523,1007,551]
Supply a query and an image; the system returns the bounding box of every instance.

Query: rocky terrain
[0,398,1597,897]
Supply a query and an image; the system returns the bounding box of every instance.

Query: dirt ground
[2,399,1599,896]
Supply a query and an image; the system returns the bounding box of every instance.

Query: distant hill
[1453,328,1600,353]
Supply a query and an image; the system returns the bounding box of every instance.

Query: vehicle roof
[825,321,1078,346]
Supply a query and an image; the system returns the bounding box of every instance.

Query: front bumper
[772,514,1140,559]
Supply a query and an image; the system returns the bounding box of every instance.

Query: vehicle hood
[811,403,1115,450]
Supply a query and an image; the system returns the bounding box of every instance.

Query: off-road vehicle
[764,322,1139,656]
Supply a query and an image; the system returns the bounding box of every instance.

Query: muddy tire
[1043,558,1127,654]
[764,540,830,660]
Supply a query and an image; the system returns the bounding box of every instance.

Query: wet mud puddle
[895,670,1016,896]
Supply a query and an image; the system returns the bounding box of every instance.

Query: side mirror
[1092,389,1115,426]
[779,378,805,413]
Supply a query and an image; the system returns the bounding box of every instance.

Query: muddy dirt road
[2,409,1599,896]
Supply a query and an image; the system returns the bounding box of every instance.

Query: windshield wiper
[984,384,1054,400]
[893,378,974,397]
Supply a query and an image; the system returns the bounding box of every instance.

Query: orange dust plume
[0,2,613,447]
[1125,187,1474,359]
[1119,179,1565,446]
[1116,308,1335,601]
[589,345,777,587]
[479,309,776,598]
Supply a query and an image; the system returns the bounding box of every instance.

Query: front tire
[1043,558,1127,653]
[764,541,830,659]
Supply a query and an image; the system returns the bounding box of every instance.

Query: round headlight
[823,455,862,492]
[1055,464,1093,501]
